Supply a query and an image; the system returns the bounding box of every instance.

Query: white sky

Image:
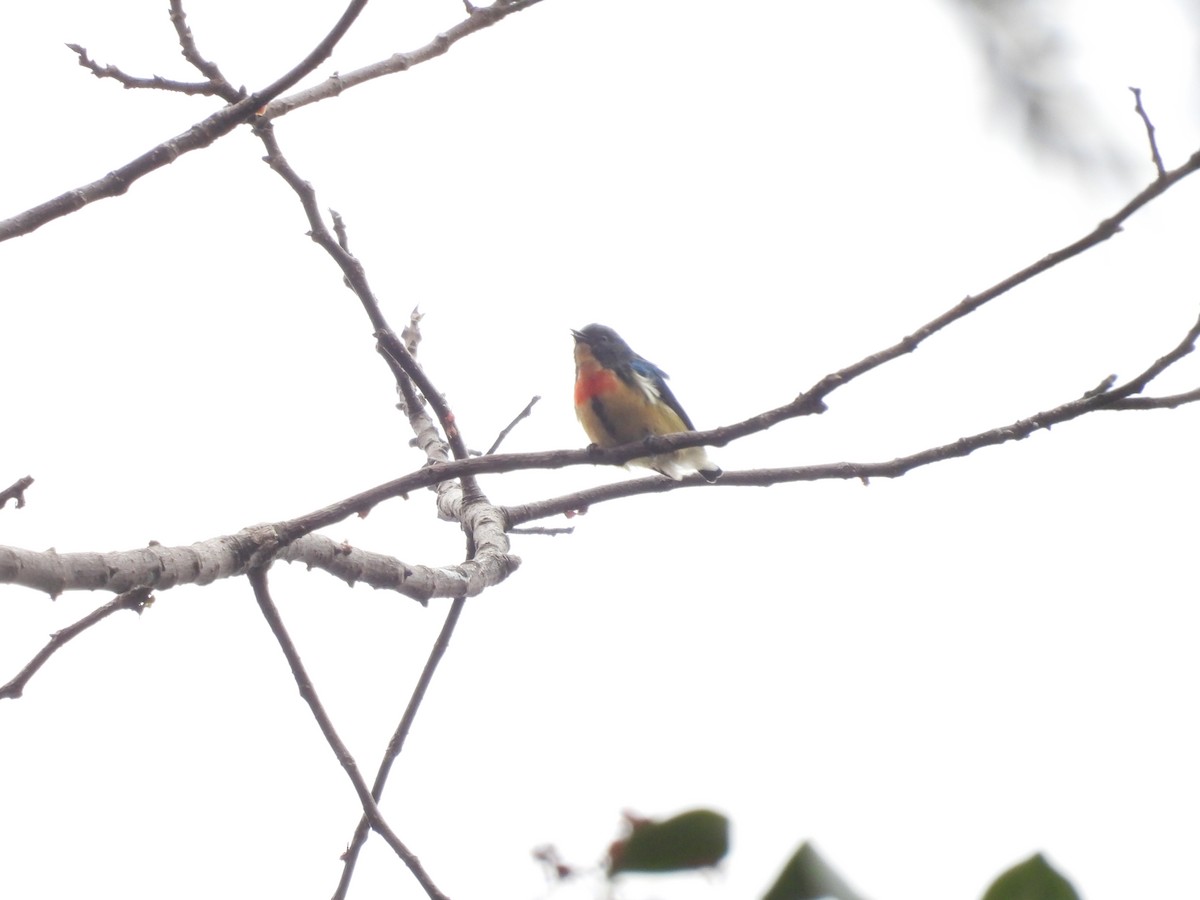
[2,1,1200,899]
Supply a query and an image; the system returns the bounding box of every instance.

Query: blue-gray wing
[629,355,697,431]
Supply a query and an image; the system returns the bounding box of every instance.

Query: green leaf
[981,853,1081,900]
[761,842,869,900]
[607,808,729,876]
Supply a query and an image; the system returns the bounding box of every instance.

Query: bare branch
[604,144,1200,464]
[0,476,33,510]
[168,0,236,94]
[502,313,1200,526]
[1107,387,1200,410]
[252,120,489,518]
[333,595,467,898]
[65,43,222,96]
[0,588,151,700]
[1129,86,1167,179]
[1106,311,1200,397]
[0,0,371,242]
[6,283,1195,597]
[275,534,501,601]
[0,530,505,603]
[262,0,546,121]
[65,1,237,99]
[331,208,352,253]
[486,395,541,455]
[800,148,1200,411]
[246,568,450,900]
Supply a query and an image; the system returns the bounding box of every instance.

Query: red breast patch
[574,367,620,407]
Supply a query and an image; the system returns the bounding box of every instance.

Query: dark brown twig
[486,395,541,455]
[1107,310,1200,397]
[247,567,450,900]
[262,0,546,121]
[65,43,223,96]
[168,0,235,95]
[1129,87,1167,178]
[252,122,485,507]
[796,148,1200,417]
[332,595,467,898]
[1,0,371,242]
[0,588,152,700]
[1106,387,1200,410]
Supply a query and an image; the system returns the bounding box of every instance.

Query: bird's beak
[571,329,588,344]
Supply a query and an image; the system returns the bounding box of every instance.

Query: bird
[572,323,721,482]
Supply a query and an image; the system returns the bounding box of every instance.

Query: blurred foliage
[761,842,868,900]
[947,0,1128,173]
[556,809,1084,899]
[981,853,1082,900]
[606,808,730,876]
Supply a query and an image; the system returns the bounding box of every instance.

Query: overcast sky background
[3,1,1200,899]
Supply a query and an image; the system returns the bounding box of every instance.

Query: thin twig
[6,287,1199,603]
[333,596,468,899]
[1107,310,1200,397]
[65,43,223,96]
[486,395,541,455]
[0,476,33,510]
[262,0,546,121]
[1107,386,1200,410]
[331,209,351,253]
[1129,86,1167,179]
[247,567,450,900]
[252,121,484,507]
[1,0,371,242]
[168,0,235,94]
[0,588,152,700]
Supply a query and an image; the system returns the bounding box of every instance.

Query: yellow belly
[577,387,688,446]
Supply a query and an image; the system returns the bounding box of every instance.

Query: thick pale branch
[0,536,267,598]
[0,527,516,602]
[278,527,518,601]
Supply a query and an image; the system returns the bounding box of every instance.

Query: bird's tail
[643,447,722,482]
